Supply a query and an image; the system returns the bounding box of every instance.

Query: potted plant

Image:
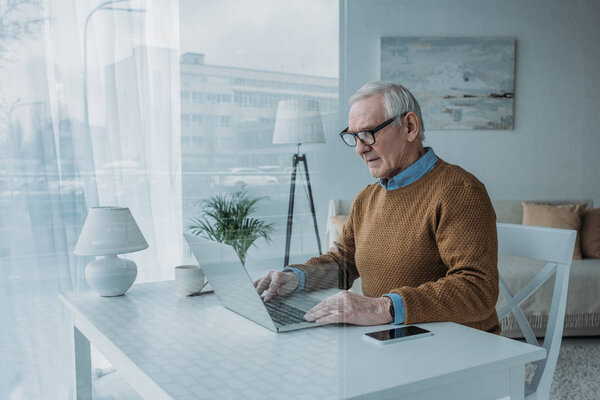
[186,189,274,265]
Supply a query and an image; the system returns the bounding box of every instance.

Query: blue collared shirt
[286,147,438,324]
[379,146,438,190]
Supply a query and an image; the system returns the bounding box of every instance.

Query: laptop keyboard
[264,301,308,326]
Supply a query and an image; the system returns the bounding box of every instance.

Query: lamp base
[85,255,138,296]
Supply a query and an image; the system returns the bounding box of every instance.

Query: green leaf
[185,188,274,265]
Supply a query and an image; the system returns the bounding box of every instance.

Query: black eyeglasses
[339,114,404,147]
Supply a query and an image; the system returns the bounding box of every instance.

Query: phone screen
[365,326,431,341]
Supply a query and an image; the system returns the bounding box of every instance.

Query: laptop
[184,233,335,332]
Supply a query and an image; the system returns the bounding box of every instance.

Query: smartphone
[363,326,432,344]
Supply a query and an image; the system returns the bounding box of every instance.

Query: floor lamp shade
[273,99,325,145]
[74,207,148,296]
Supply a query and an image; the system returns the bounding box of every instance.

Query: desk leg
[508,365,525,400]
[74,327,92,400]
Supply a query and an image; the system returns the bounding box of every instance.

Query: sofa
[325,198,600,338]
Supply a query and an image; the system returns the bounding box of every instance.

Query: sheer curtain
[0,0,181,398]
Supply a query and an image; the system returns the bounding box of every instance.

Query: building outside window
[180,0,339,260]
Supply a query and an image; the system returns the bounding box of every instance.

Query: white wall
[310,0,600,237]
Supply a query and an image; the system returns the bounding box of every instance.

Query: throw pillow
[329,215,349,236]
[582,208,600,258]
[521,202,586,260]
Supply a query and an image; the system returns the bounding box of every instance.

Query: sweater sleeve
[288,204,360,291]
[394,183,499,326]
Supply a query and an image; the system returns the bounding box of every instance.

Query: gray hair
[349,81,425,141]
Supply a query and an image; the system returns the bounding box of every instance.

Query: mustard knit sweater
[292,159,501,334]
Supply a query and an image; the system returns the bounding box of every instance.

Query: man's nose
[355,139,371,156]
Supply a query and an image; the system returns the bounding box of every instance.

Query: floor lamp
[273,99,325,267]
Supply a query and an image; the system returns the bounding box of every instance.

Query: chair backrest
[496,223,576,400]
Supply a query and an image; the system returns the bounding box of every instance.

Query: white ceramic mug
[175,265,207,296]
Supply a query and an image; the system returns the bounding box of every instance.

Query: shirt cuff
[283,267,305,291]
[382,293,406,324]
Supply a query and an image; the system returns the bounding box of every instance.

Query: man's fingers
[276,286,287,296]
[255,277,271,295]
[306,295,336,314]
[255,271,295,301]
[304,307,331,322]
[264,286,277,302]
[305,301,327,318]
[306,308,347,324]
[304,291,353,322]
[304,300,342,321]
[265,273,286,301]
[315,312,346,324]
[304,302,325,318]
[264,281,281,301]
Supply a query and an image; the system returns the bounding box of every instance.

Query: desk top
[60,281,545,400]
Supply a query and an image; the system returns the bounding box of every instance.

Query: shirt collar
[378,147,438,190]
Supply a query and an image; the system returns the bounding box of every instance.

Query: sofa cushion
[492,199,593,225]
[522,202,586,259]
[582,208,600,258]
[491,200,523,224]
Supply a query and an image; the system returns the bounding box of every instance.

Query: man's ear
[404,112,420,142]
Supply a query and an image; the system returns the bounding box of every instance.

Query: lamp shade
[74,207,148,256]
[272,99,325,144]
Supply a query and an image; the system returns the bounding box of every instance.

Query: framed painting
[381,37,515,130]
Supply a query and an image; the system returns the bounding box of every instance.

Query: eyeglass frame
[338,112,407,147]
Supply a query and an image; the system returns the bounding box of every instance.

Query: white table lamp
[273,99,325,266]
[74,206,148,296]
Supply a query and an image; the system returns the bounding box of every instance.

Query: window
[180,0,339,259]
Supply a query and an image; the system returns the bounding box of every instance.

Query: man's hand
[254,270,299,302]
[303,291,393,326]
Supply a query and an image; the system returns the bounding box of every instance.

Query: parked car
[211,168,278,190]
[256,165,282,174]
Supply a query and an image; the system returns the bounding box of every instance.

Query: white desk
[59,281,545,400]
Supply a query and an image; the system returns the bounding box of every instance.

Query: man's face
[348,95,409,180]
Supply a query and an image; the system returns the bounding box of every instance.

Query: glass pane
[180,0,339,266]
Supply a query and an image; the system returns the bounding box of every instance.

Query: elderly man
[255,81,500,334]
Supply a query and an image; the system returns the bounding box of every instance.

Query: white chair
[496,223,576,400]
